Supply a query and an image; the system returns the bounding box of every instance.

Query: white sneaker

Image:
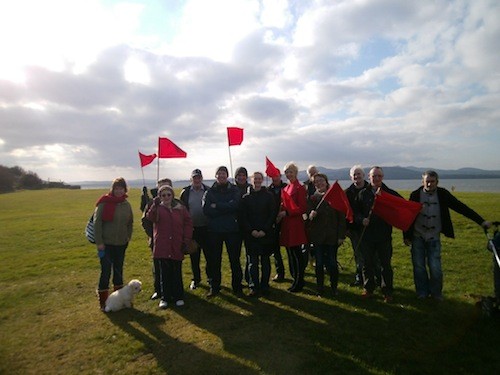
[189,281,197,290]
[175,300,185,307]
[159,300,168,309]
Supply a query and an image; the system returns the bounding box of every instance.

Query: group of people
[92,163,493,311]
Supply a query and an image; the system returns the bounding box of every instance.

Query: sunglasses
[161,193,172,197]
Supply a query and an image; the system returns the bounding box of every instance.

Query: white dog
[104,279,142,312]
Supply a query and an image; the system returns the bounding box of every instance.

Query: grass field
[0,188,499,374]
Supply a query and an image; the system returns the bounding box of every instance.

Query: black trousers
[207,231,243,292]
[156,258,184,302]
[188,226,209,284]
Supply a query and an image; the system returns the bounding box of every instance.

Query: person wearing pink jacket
[147,185,193,309]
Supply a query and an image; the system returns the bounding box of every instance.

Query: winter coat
[279,179,308,247]
[240,187,277,254]
[307,192,347,246]
[404,186,485,240]
[345,180,369,232]
[147,201,193,261]
[203,182,241,233]
[94,201,133,246]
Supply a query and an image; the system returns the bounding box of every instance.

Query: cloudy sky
[0,0,499,183]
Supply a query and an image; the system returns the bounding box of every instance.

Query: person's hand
[482,221,492,229]
[211,203,216,209]
[97,244,105,258]
[153,196,161,206]
[338,238,344,246]
[251,230,260,238]
[309,210,317,221]
[362,218,370,226]
[258,230,266,238]
[404,239,412,246]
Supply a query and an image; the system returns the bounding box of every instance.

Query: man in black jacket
[203,166,243,297]
[404,170,491,301]
[356,166,402,302]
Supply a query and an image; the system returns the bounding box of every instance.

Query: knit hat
[235,166,248,177]
[216,166,229,175]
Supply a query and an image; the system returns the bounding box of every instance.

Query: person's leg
[361,241,375,294]
[377,239,394,297]
[171,259,184,303]
[261,254,271,292]
[411,237,431,298]
[110,244,127,289]
[273,244,285,280]
[328,244,339,293]
[427,239,443,299]
[225,232,243,293]
[314,245,325,293]
[247,252,259,291]
[350,230,363,286]
[206,231,223,295]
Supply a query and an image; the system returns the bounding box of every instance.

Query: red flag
[322,181,353,223]
[158,137,187,158]
[373,190,422,231]
[138,151,157,167]
[227,127,244,146]
[281,189,299,214]
[265,156,280,178]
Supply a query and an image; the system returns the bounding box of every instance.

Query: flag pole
[228,145,234,183]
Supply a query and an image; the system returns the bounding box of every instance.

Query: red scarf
[96,194,128,221]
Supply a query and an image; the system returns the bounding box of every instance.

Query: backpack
[85,214,96,244]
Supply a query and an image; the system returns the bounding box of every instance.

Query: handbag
[85,214,96,244]
[183,240,199,255]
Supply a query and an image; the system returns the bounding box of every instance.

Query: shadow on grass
[106,308,259,374]
[172,283,500,374]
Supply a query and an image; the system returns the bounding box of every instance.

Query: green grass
[0,189,499,374]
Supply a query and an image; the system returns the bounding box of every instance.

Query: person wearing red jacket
[147,185,193,309]
[277,162,308,292]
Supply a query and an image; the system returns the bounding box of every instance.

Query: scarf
[96,193,128,222]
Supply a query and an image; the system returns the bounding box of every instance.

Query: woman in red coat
[277,162,308,292]
[147,185,193,309]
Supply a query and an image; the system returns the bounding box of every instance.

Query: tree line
[0,165,79,193]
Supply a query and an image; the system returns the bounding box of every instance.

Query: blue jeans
[411,237,442,298]
[98,243,127,291]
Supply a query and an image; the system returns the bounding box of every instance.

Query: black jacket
[240,187,277,252]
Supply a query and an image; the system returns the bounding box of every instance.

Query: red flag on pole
[373,190,422,231]
[138,151,157,167]
[322,181,353,223]
[265,156,280,178]
[158,137,187,158]
[227,127,244,146]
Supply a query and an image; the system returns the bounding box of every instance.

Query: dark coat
[307,192,347,246]
[345,180,369,232]
[240,187,277,254]
[404,186,485,240]
[203,182,241,233]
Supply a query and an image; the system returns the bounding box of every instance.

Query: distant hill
[72,166,500,189]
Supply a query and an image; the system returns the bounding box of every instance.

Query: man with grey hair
[304,165,319,199]
[345,165,369,286]
[404,170,491,301]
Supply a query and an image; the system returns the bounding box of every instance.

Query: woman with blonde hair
[94,177,134,311]
[276,162,308,292]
